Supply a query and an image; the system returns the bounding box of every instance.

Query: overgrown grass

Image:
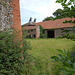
[23,38,75,75]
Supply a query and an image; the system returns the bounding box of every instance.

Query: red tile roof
[36,18,75,29]
[23,26,38,30]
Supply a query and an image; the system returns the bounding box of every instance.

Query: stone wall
[0,0,22,40]
[0,0,13,31]
[55,29,62,38]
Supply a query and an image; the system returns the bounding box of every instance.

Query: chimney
[34,18,36,23]
[29,17,32,24]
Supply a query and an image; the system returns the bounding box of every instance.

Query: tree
[53,9,64,18]
[56,0,75,18]
[43,16,54,21]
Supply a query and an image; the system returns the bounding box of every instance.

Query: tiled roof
[23,26,37,30]
[36,18,75,29]
[22,22,36,27]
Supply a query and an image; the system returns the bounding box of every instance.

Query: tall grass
[22,38,75,75]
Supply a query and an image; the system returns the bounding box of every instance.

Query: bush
[51,49,75,75]
[0,31,31,75]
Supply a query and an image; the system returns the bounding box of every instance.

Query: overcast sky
[20,0,62,25]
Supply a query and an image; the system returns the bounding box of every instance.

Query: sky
[20,0,63,25]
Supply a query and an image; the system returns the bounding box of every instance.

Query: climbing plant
[40,25,47,38]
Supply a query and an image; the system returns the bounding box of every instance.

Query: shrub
[51,49,75,75]
[0,31,31,75]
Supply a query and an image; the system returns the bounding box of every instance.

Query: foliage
[56,0,75,18]
[43,16,54,21]
[56,0,75,7]
[53,9,65,19]
[51,49,75,75]
[50,0,75,75]
[62,27,75,40]
[0,31,31,75]
[22,28,30,38]
[40,25,47,38]
[55,0,75,40]
[27,38,75,75]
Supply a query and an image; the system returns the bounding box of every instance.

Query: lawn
[25,38,75,75]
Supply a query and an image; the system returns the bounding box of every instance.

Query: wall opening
[47,30,54,38]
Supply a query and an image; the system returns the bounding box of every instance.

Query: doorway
[47,30,54,38]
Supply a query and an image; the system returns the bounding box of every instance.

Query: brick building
[22,22,40,38]
[22,18,75,38]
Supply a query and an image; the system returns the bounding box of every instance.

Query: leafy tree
[53,9,64,18]
[56,0,75,18]
[43,16,54,21]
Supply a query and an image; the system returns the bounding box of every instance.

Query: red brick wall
[36,25,40,38]
[10,0,22,40]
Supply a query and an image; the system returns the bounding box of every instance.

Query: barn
[22,18,75,38]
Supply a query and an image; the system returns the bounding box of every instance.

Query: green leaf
[64,0,67,3]
[56,49,63,53]
[67,60,72,64]
[63,49,66,53]
[70,0,74,2]
[67,1,72,5]
[58,54,63,59]
[50,56,59,60]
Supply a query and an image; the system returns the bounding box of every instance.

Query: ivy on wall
[40,25,47,38]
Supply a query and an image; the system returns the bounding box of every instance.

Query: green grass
[24,38,75,75]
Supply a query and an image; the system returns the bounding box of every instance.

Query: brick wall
[11,0,22,40]
[36,25,40,38]
[55,29,62,38]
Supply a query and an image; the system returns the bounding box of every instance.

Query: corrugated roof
[36,18,75,29]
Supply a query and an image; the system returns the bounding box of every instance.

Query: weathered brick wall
[36,25,40,38]
[55,29,62,38]
[11,0,22,39]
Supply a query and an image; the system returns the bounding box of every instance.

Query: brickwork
[55,29,62,38]
[11,0,22,39]
[36,25,40,38]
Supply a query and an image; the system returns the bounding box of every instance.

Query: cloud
[20,0,62,25]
